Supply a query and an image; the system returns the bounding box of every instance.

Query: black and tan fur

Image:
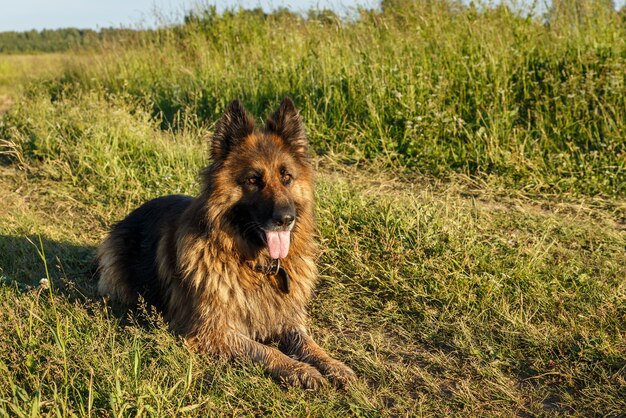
[96,98,356,389]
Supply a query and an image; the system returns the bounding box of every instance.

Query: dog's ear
[211,99,255,162]
[265,97,308,157]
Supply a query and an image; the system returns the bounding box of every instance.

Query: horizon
[1,0,625,33]
[0,0,379,32]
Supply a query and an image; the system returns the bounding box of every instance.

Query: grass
[0,53,69,95]
[0,1,625,416]
[0,53,79,116]
[36,1,626,196]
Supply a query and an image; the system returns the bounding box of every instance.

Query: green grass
[0,53,69,96]
[28,1,626,196]
[1,1,625,416]
[0,53,86,116]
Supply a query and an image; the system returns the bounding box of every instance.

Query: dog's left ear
[265,97,308,157]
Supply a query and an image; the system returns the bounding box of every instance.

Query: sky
[0,0,379,32]
[0,0,625,32]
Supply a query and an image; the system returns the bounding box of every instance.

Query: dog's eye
[282,173,292,185]
[248,177,259,185]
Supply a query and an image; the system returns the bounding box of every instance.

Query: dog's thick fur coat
[96,98,355,389]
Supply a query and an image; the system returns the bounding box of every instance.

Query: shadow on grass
[0,234,97,297]
[0,234,170,329]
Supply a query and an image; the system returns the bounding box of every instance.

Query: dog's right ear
[211,100,255,162]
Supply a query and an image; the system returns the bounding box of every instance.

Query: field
[0,1,625,416]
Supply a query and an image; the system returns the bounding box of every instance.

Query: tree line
[2,1,624,54]
[0,28,140,53]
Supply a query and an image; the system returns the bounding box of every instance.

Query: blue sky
[0,0,625,32]
[0,0,379,32]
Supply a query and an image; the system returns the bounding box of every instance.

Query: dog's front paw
[321,360,357,388]
[280,363,326,390]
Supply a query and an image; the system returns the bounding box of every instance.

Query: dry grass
[0,2,625,415]
[1,155,624,416]
[0,53,71,96]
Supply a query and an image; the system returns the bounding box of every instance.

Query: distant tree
[307,9,340,24]
[0,27,142,53]
[547,0,616,31]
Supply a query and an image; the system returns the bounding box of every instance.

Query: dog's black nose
[272,212,296,226]
[271,201,296,227]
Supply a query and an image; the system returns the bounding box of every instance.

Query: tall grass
[0,54,68,96]
[4,0,624,196]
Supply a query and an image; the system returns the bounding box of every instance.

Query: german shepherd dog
[96,98,356,389]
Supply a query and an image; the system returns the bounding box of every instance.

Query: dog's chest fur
[158,229,318,343]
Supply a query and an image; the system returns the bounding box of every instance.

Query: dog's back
[97,194,193,310]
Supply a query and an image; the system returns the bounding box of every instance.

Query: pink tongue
[265,230,291,259]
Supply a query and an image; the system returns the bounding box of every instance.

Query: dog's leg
[279,328,356,388]
[224,332,327,390]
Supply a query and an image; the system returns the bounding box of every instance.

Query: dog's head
[203,98,314,260]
